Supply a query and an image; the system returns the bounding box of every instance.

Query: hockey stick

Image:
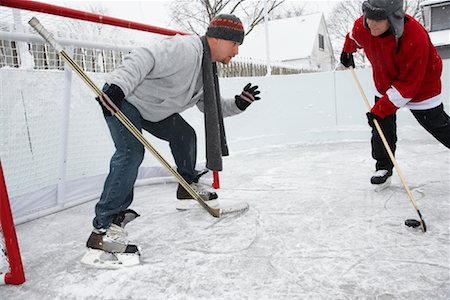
[27,17,222,218]
[350,67,426,232]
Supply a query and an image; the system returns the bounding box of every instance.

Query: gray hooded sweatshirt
[106,35,242,122]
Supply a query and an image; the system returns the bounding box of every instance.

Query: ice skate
[176,182,219,211]
[111,209,140,228]
[81,210,141,268]
[371,169,392,192]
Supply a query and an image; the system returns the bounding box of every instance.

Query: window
[431,4,450,31]
[318,34,325,51]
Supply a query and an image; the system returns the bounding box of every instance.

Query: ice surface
[1,138,449,299]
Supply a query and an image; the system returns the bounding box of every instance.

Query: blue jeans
[93,89,197,229]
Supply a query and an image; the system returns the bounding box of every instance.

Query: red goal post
[0,160,25,285]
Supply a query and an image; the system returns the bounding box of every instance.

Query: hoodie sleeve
[342,17,365,53]
[196,95,243,117]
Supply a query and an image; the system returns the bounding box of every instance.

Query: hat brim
[362,1,387,20]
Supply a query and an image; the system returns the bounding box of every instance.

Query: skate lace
[373,170,389,177]
[106,224,128,244]
[191,182,212,196]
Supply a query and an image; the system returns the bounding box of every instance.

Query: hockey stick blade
[219,202,249,216]
[176,200,249,217]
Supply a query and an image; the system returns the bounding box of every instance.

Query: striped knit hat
[206,14,245,44]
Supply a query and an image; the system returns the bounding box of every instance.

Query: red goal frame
[0,160,25,285]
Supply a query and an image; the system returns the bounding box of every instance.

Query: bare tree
[57,3,122,41]
[327,0,365,66]
[169,0,285,36]
[271,1,306,20]
[327,0,426,67]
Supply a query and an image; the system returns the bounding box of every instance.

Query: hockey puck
[404,219,421,228]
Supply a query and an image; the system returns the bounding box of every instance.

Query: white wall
[1,61,448,222]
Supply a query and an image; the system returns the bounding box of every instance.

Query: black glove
[235,83,261,111]
[366,112,382,129]
[96,83,125,117]
[340,52,355,68]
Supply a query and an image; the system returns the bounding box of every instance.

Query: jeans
[93,87,197,229]
[371,97,450,172]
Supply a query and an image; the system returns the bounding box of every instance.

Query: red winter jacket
[343,15,442,110]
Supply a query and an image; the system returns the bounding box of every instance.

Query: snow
[1,133,449,299]
[429,29,450,46]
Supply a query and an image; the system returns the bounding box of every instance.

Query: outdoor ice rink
[1,138,449,299]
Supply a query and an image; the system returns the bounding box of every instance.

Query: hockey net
[0,0,184,285]
[0,0,222,284]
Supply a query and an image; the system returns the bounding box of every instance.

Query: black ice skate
[176,182,219,211]
[81,210,141,268]
[371,169,393,191]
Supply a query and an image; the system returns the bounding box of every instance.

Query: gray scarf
[200,36,229,171]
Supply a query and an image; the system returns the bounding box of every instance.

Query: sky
[44,0,341,29]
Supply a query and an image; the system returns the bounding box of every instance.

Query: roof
[239,13,323,62]
[420,0,450,7]
[429,29,450,46]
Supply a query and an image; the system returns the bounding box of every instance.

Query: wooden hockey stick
[28,17,222,217]
[350,67,426,232]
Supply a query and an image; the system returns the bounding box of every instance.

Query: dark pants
[371,98,450,171]
[93,98,197,229]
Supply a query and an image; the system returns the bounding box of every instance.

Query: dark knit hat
[206,14,245,44]
[362,0,405,38]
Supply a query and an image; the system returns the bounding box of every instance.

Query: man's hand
[96,84,125,117]
[235,83,261,111]
[366,112,382,128]
[371,96,398,119]
[340,52,355,68]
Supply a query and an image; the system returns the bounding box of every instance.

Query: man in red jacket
[341,0,450,186]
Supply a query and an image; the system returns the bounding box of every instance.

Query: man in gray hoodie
[81,14,261,268]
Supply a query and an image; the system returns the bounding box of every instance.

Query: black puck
[405,219,421,228]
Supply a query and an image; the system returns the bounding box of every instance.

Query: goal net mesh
[0,3,177,284]
[0,4,171,215]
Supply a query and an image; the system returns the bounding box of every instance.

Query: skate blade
[176,199,219,211]
[374,177,392,192]
[80,249,140,269]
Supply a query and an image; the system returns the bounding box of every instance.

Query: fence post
[57,46,74,206]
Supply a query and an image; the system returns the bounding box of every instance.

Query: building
[238,13,336,72]
[420,0,450,59]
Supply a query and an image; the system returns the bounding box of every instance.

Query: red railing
[0,0,188,36]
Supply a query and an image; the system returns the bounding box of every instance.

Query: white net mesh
[0,5,168,220]
[0,6,156,71]
[0,228,8,275]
